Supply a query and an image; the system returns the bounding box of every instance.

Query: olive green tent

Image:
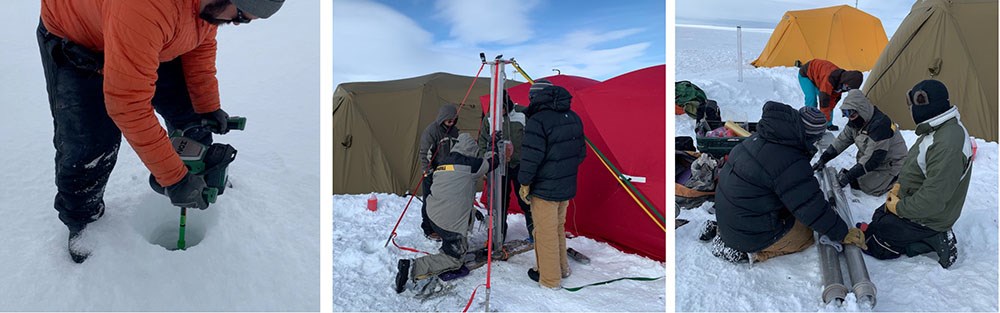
[863,0,997,142]
[333,72,518,195]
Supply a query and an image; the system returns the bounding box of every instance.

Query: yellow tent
[751,5,888,71]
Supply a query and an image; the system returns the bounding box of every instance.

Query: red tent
[572,65,666,261]
[478,68,665,261]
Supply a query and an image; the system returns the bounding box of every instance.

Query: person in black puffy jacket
[711,102,865,263]
[517,81,586,288]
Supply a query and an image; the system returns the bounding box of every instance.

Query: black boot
[923,230,958,269]
[698,220,718,242]
[827,124,839,131]
[67,225,90,264]
[394,259,411,293]
[527,268,540,282]
[710,235,748,263]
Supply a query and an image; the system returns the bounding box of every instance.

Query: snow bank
[334,194,666,311]
[675,25,998,312]
[0,1,319,310]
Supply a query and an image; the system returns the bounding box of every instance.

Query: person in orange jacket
[797,59,863,131]
[37,0,284,263]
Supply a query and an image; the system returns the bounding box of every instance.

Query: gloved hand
[885,183,901,215]
[202,108,229,135]
[811,148,837,171]
[842,227,868,250]
[474,210,485,222]
[837,169,851,188]
[519,184,531,203]
[165,172,210,210]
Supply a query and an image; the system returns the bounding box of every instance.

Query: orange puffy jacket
[802,59,843,109]
[41,0,221,187]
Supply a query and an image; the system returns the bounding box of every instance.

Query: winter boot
[923,230,958,269]
[827,124,839,131]
[527,268,540,282]
[394,259,411,293]
[67,224,90,264]
[710,235,748,263]
[698,220,718,242]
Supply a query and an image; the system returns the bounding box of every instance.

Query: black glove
[202,108,229,135]
[812,147,838,171]
[474,210,485,222]
[837,169,851,188]
[165,172,210,209]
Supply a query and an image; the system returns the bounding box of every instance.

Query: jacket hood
[434,104,459,126]
[841,90,875,122]
[525,85,572,116]
[839,71,863,90]
[452,133,478,157]
[757,101,813,152]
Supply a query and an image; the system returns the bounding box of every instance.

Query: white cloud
[333,0,657,87]
[434,0,540,45]
[333,0,474,87]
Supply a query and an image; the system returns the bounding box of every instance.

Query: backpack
[675,81,707,118]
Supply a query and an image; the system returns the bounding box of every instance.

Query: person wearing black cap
[709,103,866,264]
[811,90,908,196]
[518,79,585,288]
[859,80,972,269]
[797,59,864,131]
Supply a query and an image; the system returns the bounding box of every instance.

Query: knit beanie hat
[232,0,285,19]
[799,106,827,140]
[908,79,951,124]
[529,79,553,100]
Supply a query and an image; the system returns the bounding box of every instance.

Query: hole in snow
[132,194,219,251]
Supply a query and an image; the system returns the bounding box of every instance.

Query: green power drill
[150,116,246,250]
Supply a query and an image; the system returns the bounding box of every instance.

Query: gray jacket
[427,133,494,234]
[825,91,908,194]
[418,104,460,173]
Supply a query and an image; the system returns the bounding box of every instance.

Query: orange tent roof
[751,5,888,71]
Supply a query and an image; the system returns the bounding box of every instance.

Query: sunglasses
[233,8,252,24]
[842,109,858,118]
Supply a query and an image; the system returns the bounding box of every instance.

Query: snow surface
[0,1,319,311]
[333,194,666,311]
[675,25,999,311]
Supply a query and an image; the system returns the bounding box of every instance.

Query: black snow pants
[504,164,533,242]
[37,21,210,229]
[862,204,943,259]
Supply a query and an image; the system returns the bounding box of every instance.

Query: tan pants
[530,197,569,288]
[754,221,815,262]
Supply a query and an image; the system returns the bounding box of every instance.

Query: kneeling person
[395,133,498,293]
[712,103,865,263]
[812,91,907,196]
[861,80,972,269]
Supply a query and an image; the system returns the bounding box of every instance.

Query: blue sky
[334,0,665,87]
[676,0,913,36]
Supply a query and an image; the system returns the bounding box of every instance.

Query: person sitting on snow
[706,103,866,263]
[811,90,907,196]
[860,80,972,269]
[395,133,499,294]
[797,59,863,131]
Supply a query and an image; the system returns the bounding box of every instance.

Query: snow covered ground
[0,2,319,311]
[333,194,666,311]
[675,25,999,311]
